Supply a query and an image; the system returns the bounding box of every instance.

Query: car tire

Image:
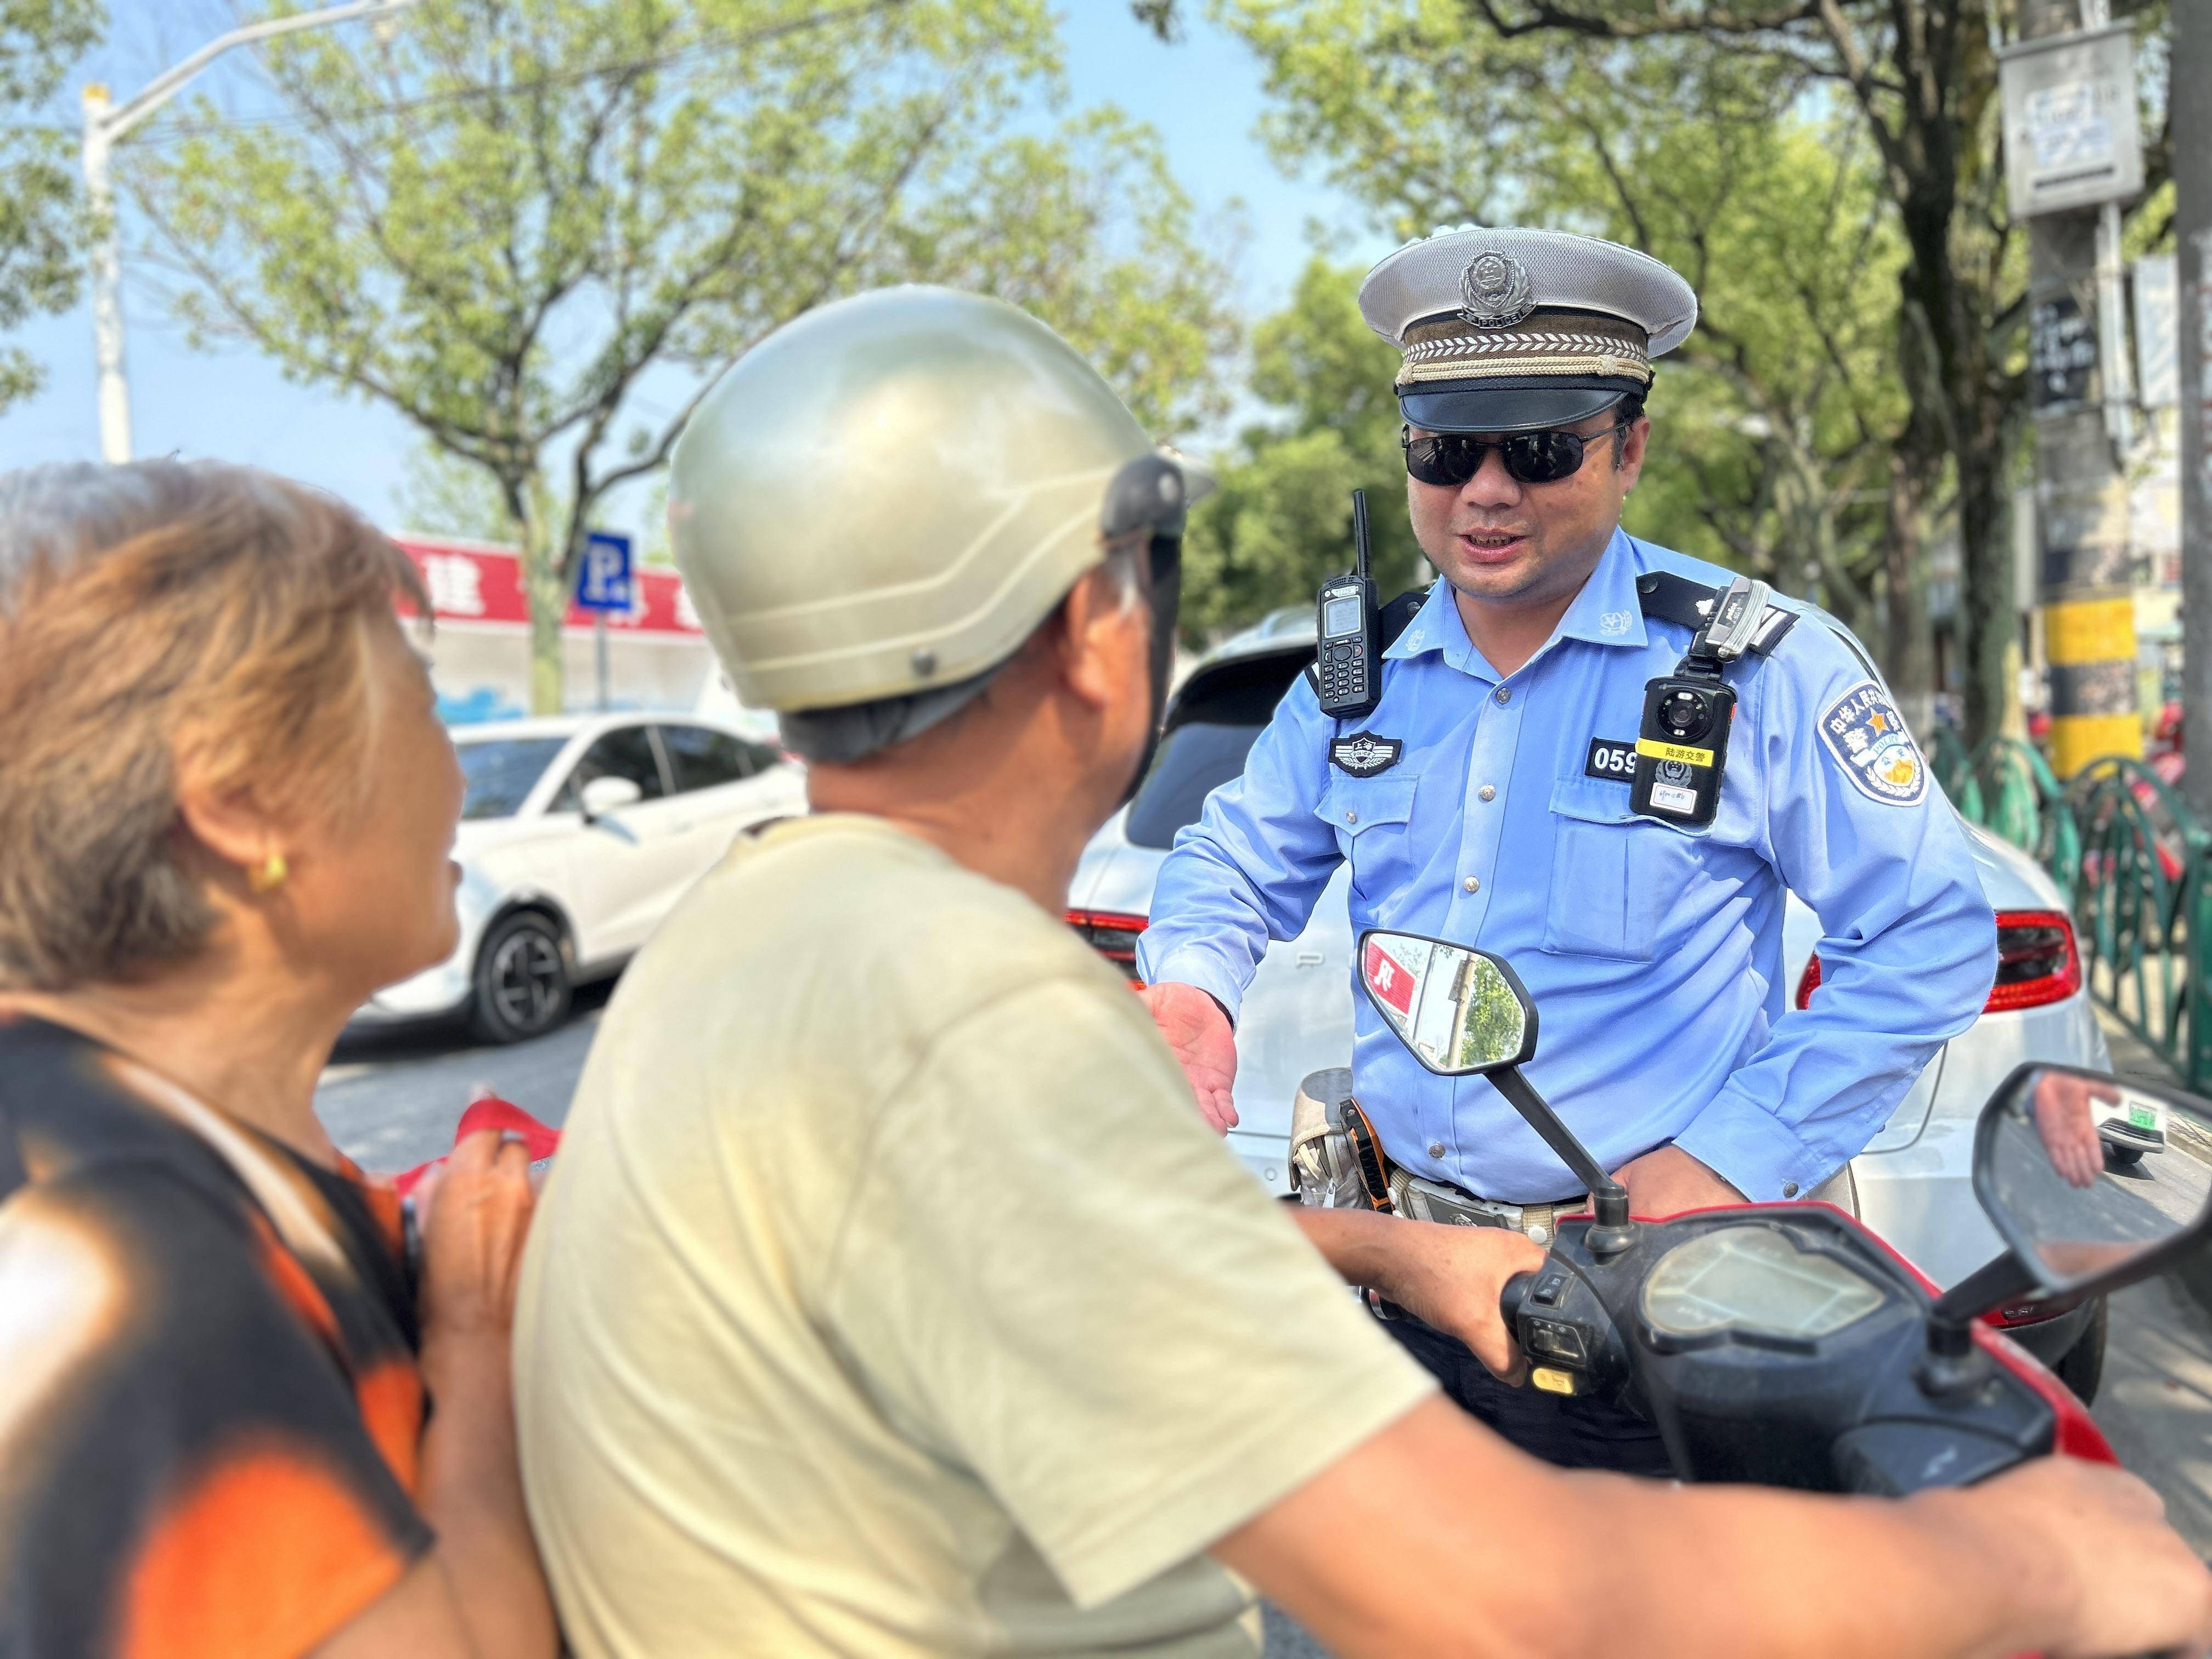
[2052,1297,2108,1405]
[469,911,572,1045]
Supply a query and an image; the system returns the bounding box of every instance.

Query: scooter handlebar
[1500,1269,1536,1328]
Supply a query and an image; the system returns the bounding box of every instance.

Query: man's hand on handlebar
[1139,980,1239,1133]
[1963,1457,2212,1659]
[1382,1221,1548,1385]
[1289,1207,1545,1385]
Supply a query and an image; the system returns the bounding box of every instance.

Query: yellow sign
[2050,712,2143,779]
[2045,596,2136,666]
[1635,738,1714,768]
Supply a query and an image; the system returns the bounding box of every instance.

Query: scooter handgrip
[1499,1271,1536,1327]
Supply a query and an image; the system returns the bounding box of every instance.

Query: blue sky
[0,1,1397,541]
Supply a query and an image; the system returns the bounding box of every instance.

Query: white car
[353,714,805,1042]
[1069,615,2114,1394]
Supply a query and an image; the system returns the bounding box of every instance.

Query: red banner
[1364,939,1415,1016]
[393,535,703,637]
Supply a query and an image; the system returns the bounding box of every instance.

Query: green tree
[0,0,102,409]
[1182,257,1425,641]
[1183,84,1922,710]
[131,0,1236,712]
[1204,0,2178,746]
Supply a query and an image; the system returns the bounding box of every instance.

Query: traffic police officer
[1135,227,1998,1473]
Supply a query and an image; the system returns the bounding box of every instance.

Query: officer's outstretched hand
[1139,981,1239,1133]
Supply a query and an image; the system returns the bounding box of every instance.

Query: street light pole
[78,0,423,464]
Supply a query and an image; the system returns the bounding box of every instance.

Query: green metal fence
[1939,733,2212,1090]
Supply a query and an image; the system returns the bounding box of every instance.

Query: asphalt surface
[317,996,2212,1659]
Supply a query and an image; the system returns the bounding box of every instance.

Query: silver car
[1069,614,2112,1394]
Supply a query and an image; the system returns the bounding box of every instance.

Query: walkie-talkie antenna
[1351,488,1370,581]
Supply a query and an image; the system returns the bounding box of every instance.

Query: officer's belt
[1341,1099,1579,1245]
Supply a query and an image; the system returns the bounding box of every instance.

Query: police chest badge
[1330,733,1403,777]
[1818,680,1927,806]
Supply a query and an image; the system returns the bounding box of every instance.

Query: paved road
[317,1007,2212,1659]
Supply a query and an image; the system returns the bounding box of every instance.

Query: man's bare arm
[1216,1396,2212,1659]
[1288,1207,1543,1383]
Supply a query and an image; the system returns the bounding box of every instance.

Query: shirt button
[1494,686,1512,706]
[1345,810,1357,824]
[1782,1181,1801,1199]
[1479,785,1496,802]
[1463,876,1480,893]
[1427,1142,1446,1159]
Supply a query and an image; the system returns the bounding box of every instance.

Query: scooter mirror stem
[1916,1251,2042,1397]
[1488,1065,1639,1255]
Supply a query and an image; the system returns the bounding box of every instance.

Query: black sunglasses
[1401,420,1630,488]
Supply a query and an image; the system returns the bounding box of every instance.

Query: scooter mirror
[1973,1063,2212,1299]
[1358,931,1536,1075]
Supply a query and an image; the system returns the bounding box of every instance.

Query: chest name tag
[1330,733,1403,777]
[1584,737,1638,782]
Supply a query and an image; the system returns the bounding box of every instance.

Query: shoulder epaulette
[1634,571,1798,656]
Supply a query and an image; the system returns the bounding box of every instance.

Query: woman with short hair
[0,460,555,1658]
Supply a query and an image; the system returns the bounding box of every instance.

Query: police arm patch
[1817,680,1927,805]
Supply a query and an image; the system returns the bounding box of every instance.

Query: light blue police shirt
[1136,529,1997,1204]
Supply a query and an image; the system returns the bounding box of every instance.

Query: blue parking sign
[575,531,634,612]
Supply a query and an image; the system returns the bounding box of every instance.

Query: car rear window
[456,737,569,820]
[1126,723,1269,849]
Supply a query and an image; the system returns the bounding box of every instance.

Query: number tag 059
[1585,738,1638,781]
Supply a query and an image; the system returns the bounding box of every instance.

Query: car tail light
[1983,1299,2069,1329]
[1068,909,1148,984]
[1793,955,1821,1011]
[1793,910,2081,1015]
[1982,909,2081,1013]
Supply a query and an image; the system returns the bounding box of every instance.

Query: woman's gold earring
[247,851,289,893]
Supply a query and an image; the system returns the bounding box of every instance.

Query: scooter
[1350,928,2212,1494]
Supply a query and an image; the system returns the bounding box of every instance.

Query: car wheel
[2052,1297,2108,1405]
[2104,1143,2146,1170]
[469,911,572,1044]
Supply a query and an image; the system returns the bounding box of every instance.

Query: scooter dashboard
[1641,1223,1889,1346]
[1521,1207,2059,1493]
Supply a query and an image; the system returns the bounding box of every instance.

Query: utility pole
[2180,0,2212,826]
[2010,0,2143,777]
[77,0,422,464]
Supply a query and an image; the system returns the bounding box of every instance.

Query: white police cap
[1359,225,1697,433]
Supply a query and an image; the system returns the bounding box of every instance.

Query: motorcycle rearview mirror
[1357,930,1635,1250]
[1974,1063,2212,1299]
[1920,1063,2212,1393]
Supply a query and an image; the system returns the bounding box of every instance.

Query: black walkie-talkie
[1315,490,1380,719]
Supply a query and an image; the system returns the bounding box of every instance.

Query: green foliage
[129,0,1236,709]
[0,0,101,409]
[1213,1,1915,649]
[1457,958,1525,1070]
[1182,257,1425,641]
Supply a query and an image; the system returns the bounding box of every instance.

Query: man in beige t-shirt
[512,286,2210,1659]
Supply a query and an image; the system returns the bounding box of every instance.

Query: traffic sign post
[574,531,634,713]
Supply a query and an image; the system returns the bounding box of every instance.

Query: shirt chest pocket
[1540,778,1700,963]
[1316,775,1419,896]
